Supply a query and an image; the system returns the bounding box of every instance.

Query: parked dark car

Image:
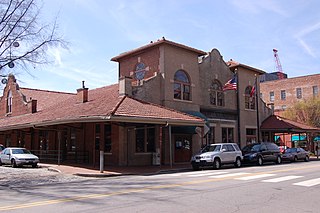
[282,147,310,162]
[242,142,282,166]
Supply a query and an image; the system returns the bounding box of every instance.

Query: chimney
[77,81,88,103]
[31,99,37,113]
[119,76,132,96]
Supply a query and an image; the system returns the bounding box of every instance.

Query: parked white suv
[191,143,243,170]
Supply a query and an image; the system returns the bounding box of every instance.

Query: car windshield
[12,149,31,154]
[285,148,297,153]
[242,144,261,152]
[202,145,221,153]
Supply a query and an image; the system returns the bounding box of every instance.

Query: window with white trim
[174,70,191,101]
[7,90,12,113]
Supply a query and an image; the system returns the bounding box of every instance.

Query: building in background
[260,73,320,150]
[260,74,320,116]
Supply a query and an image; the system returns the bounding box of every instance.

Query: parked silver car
[191,143,243,170]
[0,148,39,168]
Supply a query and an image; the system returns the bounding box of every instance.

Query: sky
[1,0,320,93]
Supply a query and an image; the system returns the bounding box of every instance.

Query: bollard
[100,150,104,173]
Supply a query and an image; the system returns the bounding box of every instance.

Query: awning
[171,111,210,135]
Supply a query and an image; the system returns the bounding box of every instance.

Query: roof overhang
[0,115,204,131]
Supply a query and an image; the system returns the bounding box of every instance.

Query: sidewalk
[39,163,192,177]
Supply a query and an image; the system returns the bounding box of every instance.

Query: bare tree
[0,0,65,76]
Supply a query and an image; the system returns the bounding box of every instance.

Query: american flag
[250,83,256,97]
[223,75,237,91]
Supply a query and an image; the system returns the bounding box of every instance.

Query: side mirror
[222,148,227,152]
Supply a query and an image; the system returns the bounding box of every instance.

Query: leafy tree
[0,0,65,75]
[283,96,320,128]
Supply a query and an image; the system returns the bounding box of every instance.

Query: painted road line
[293,178,320,187]
[209,172,250,178]
[235,174,276,180]
[189,171,228,177]
[262,175,303,183]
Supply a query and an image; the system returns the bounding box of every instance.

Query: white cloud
[295,22,320,58]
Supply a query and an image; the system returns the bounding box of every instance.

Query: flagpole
[236,70,241,148]
[255,75,260,142]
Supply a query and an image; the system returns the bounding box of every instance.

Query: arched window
[174,70,191,101]
[245,86,255,110]
[210,80,224,106]
[7,90,12,113]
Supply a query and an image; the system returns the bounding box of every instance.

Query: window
[245,86,255,110]
[210,80,224,106]
[246,129,256,144]
[95,124,100,150]
[222,144,235,152]
[17,131,25,148]
[222,128,234,143]
[313,86,318,97]
[39,130,49,151]
[70,129,76,152]
[174,70,191,101]
[104,125,112,152]
[296,88,302,99]
[7,90,12,113]
[269,91,274,102]
[208,127,215,144]
[280,90,286,100]
[135,125,155,153]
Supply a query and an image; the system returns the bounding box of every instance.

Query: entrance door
[174,134,192,163]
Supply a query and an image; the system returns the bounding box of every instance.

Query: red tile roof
[261,115,320,132]
[20,88,75,111]
[0,84,204,130]
[111,38,206,62]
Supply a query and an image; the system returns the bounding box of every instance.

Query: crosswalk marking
[147,171,320,188]
[235,173,276,180]
[293,178,320,187]
[189,171,227,177]
[262,175,303,183]
[209,172,250,178]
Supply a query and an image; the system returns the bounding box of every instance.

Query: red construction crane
[273,49,285,79]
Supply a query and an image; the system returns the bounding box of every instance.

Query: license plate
[196,159,200,163]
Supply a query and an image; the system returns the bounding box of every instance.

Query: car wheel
[257,156,263,166]
[32,163,38,168]
[276,156,282,164]
[293,156,298,162]
[11,159,17,168]
[234,157,241,168]
[213,158,221,169]
[304,155,309,162]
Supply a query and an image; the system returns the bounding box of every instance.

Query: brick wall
[260,74,320,113]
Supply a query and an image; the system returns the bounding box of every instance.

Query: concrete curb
[74,167,191,178]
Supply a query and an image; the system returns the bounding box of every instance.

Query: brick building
[0,38,273,168]
[260,74,320,115]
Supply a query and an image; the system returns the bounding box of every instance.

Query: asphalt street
[1,161,320,212]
